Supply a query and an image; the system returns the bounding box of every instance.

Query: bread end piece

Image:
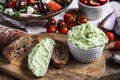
[2,35,37,64]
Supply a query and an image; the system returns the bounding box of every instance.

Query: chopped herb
[14,11,20,17]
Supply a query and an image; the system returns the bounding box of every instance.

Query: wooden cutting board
[0,33,105,80]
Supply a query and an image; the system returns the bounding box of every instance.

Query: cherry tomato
[67,9,77,15]
[89,0,100,6]
[97,0,108,5]
[75,14,88,24]
[67,22,76,30]
[57,20,66,30]
[47,18,56,26]
[64,13,74,22]
[106,32,114,43]
[58,26,68,35]
[28,0,35,5]
[9,1,16,9]
[114,41,120,51]
[47,25,56,33]
[80,0,88,5]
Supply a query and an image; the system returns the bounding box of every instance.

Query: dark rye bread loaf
[3,35,36,63]
[0,25,27,48]
[0,25,38,63]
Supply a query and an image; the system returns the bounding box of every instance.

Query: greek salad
[0,0,72,17]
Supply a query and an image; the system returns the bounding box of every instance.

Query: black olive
[56,0,64,6]
[56,0,72,6]
[37,2,48,15]
[16,0,28,10]
[5,0,10,3]
[64,0,72,5]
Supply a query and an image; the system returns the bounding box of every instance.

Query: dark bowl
[0,0,73,24]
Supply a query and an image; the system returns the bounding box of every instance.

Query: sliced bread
[34,33,69,68]
[52,40,69,68]
[0,25,69,68]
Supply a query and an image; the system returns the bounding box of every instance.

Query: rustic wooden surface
[0,19,120,80]
[0,33,105,80]
[0,55,105,80]
[100,41,120,80]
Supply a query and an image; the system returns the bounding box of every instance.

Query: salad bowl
[0,0,73,23]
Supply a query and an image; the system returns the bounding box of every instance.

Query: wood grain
[0,33,105,80]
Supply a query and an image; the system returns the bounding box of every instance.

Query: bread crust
[0,26,27,48]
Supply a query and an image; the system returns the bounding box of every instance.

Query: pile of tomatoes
[46,10,88,35]
[80,0,108,6]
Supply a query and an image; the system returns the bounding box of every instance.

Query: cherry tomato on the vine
[67,9,77,15]
[58,26,68,35]
[47,18,56,26]
[9,1,16,9]
[46,25,56,33]
[75,14,88,24]
[114,41,120,51]
[64,13,74,22]
[57,20,66,30]
[106,32,114,43]
[66,22,76,30]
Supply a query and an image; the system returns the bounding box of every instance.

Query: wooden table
[100,41,120,80]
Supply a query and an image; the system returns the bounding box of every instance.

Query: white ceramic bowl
[79,0,109,20]
[67,40,105,63]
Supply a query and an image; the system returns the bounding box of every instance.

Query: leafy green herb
[0,4,4,12]
[14,12,20,17]
[36,0,40,3]
[19,8,27,13]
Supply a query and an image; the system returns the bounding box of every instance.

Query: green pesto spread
[67,23,108,50]
[28,38,55,77]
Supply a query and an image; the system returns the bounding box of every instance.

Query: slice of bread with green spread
[28,38,55,77]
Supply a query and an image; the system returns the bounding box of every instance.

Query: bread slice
[52,40,69,68]
[2,34,36,63]
[28,38,55,77]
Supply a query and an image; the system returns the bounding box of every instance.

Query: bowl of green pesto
[67,23,108,63]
